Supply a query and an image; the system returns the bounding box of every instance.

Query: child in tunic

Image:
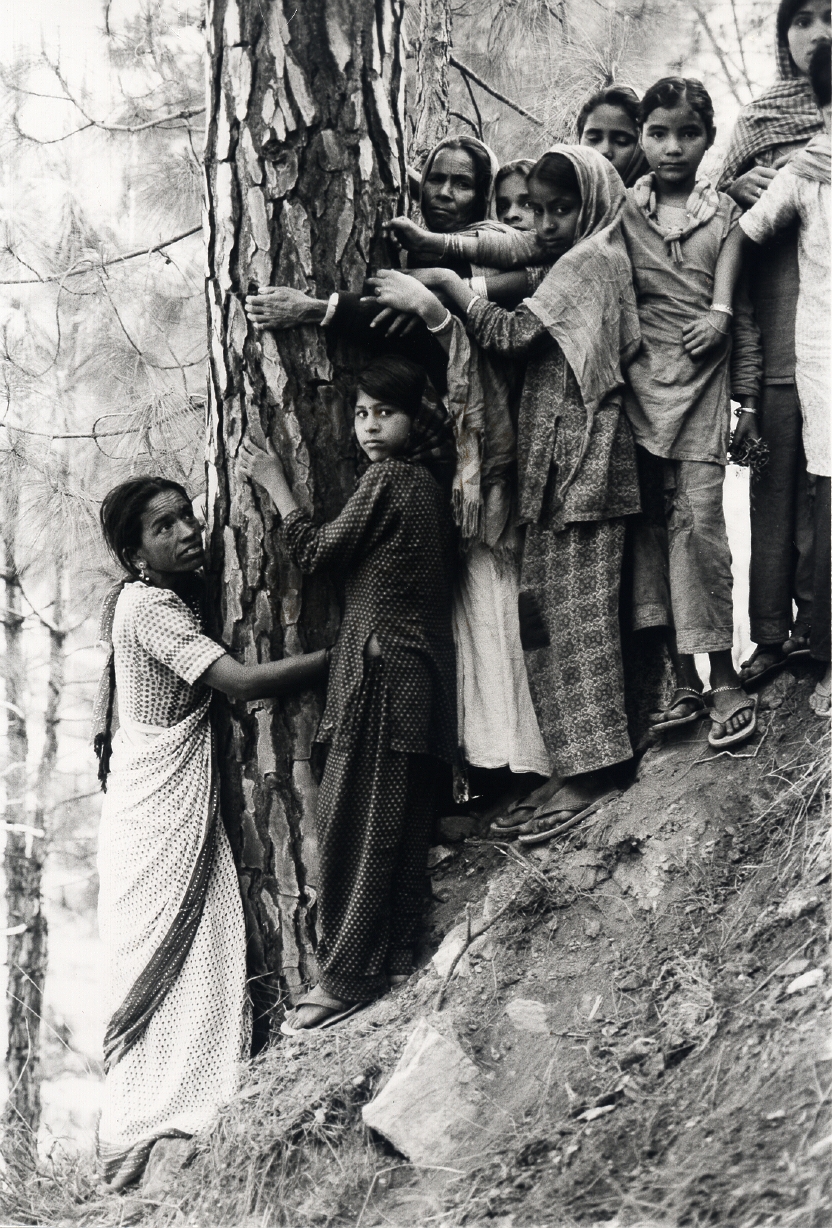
[368,146,642,842]
[239,357,457,1029]
[724,43,831,713]
[619,77,763,750]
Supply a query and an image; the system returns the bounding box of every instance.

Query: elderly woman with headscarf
[368,145,642,843]
[245,134,551,792]
[719,0,830,686]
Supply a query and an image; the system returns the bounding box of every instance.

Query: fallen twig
[735,933,818,1008]
[435,892,519,1011]
[692,724,769,765]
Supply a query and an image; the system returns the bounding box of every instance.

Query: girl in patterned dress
[239,357,457,1030]
[367,146,643,844]
[94,478,328,1189]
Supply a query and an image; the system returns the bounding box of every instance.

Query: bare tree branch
[0,227,200,286]
[449,54,546,127]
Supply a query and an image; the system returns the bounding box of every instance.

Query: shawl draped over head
[418,133,522,553]
[718,25,824,188]
[524,144,641,500]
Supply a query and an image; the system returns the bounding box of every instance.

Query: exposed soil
[17,661,829,1228]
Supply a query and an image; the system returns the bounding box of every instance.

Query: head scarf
[718,6,824,188]
[418,134,500,231]
[524,145,641,501]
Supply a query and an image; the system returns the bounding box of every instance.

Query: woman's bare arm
[202,650,328,701]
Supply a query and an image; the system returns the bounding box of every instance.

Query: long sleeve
[466,297,550,358]
[282,465,391,575]
[469,226,542,269]
[730,271,763,401]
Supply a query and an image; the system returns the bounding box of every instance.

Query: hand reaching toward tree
[238,438,299,517]
[383,217,446,259]
[244,286,328,331]
[363,269,451,329]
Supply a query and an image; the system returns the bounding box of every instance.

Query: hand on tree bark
[244,286,327,330]
[384,217,445,258]
[238,439,297,516]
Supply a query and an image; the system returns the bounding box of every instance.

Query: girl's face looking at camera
[354,390,412,462]
[494,172,535,230]
[641,101,712,193]
[788,0,831,74]
[580,104,639,177]
[529,179,581,258]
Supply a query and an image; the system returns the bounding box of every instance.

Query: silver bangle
[427,309,453,334]
[736,406,757,416]
[466,294,483,316]
[711,303,734,316]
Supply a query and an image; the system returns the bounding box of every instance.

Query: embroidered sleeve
[133,589,226,684]
[466,297,548,357]
[739,169,800,245]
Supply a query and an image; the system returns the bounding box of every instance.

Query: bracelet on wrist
[711,303,734,316]
[427,309,453,334]
[735,406,757,416]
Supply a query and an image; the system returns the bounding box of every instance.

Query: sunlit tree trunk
[1,474,47,1163]
[204,0,406,1038]
[410,0,452,168]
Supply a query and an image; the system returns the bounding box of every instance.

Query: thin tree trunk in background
[204,0,406,1041]
[1,477,47,1163]
[410,0,452,169]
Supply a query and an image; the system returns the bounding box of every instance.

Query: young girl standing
[368,146,642,841]
[239,357,457,1030]
[620,77,763,749]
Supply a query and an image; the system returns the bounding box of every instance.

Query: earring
[137,561,150,583]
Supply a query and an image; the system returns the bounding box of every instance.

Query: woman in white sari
[93,477,327,1189]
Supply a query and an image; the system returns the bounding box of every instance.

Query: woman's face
[421,148,479,232]
[580,104,639,178]
[787,0,831,74]
[494,171,535,230]
[132,489,204,577]
[529,178,581,259]
[640,101,712,192]
[354,390,412,462]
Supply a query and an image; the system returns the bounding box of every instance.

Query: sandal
[809,677,831,717]
[649,687,707,731]
[707,688,758,750]
[517,789,621,846]
[782,632,811,660]
[280,985,364,1036]
[490,802,539,835]
[739,645,786,690]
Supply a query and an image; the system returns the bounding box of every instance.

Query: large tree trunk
[204,0,406,1041]
[1,476,47,1164]
[409,0,452,170]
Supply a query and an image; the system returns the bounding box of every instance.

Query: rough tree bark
[1,474,48,1163]
[204,0,406,1035]
[409,0,452,169]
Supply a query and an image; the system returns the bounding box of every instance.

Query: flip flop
[490,805,539,835]
[739,646,787,690]
[707,690,758,750]
[280,986,365,1036]
[649,687,707,731]
[517,789,621,846]
[782,634,811,660]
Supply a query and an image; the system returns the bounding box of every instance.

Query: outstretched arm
[245,286,329,330]
[202,650,328,701]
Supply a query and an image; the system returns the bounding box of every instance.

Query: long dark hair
[357,356,427,418]
[100,476,191,575]
[639,77,716,143]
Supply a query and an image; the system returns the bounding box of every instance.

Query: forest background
[0,0,783,1160]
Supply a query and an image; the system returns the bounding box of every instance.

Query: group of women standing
[94,0,830,1191]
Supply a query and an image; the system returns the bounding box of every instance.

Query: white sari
[95,584,248,1187]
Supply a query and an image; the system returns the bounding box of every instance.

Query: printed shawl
[718,36,823,188]
[524,145,641,500]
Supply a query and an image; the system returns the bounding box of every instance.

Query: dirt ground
[18,660,829,1228]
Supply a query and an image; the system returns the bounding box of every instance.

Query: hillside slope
[25,662,830,1228]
